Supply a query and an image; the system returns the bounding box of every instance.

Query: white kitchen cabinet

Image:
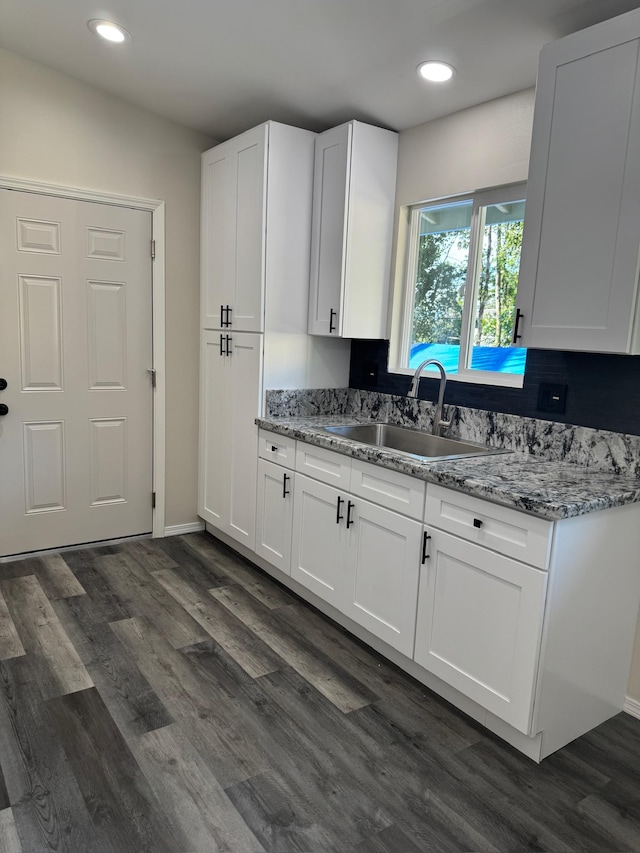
[344,498,422,657]
[199,121,351,551]
[201,124,266,332]
[308,120,398,339]
[517,8,640,353]
[198,330,261,550]
[291,474,348,608]
[414,527,547,733]
[255,458,293,574]
[234,432,640,760]
[290,461,422,656]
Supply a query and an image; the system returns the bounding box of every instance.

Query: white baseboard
[624,696,640,720]
[164,522,205,537]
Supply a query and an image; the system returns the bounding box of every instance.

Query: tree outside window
[404,186,527,380]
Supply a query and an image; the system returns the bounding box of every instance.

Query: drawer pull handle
[473,518,483,529]
[421,531,431,564]
[219,334,225,356]
[346,500,355,529]
[329,308,337,333]
[336,496,344,524]
[271,445,278,452]
[283,473,290,498]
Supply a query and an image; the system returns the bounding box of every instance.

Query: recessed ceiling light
[87,19,132,44]
[417,61,455,83]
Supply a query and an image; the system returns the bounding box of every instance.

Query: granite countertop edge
[256,416,640,521]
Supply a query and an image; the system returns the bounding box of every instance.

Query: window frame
[396,182,527,388]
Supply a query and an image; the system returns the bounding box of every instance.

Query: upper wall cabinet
[201,124,267,332]
[308,121,398,339]
[516,8,640,353]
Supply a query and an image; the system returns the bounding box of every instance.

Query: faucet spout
[407,358,451,436]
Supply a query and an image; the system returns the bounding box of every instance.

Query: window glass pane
[410,200,472,374]
[469,199,526,376]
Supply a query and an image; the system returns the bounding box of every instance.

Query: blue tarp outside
[409,342,526,375]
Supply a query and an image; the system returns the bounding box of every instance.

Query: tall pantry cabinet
[198,121,350,549]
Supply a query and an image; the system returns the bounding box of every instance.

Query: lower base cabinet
[251,433,640,760]
[198,330,261,550]
[414,528,548,733]
[344,498,421,657]
[290,475,349,609]
[255,458,293,575]
[290,472,422,656]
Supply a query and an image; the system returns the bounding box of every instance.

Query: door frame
[0,175,166,538]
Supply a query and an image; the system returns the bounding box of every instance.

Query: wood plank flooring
[0,531,639,851]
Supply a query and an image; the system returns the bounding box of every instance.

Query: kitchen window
[398,184,527,386]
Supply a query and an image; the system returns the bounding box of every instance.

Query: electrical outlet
[363,361,378,386]
[537,382,567,414]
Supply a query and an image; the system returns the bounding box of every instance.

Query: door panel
[233,128,266,332]
[226,331,262,549]
[291,474,347,607]
[345,500,421,656]
[201,143,234,329]
[414,528,547,733]
[0,189,153,556]
[18,275,63,390]
[87,281,127,389]
[23,420,66,513]
[255,458,293,574]
[308,124,350,335]
[198,331,231,529]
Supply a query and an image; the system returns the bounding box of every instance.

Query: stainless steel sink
[321,423,509,462]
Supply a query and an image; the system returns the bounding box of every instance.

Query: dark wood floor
[0,532,639,851]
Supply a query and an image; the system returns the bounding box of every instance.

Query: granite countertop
[256,415,640,520]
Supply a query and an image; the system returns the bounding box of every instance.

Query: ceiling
[1,0,639,142]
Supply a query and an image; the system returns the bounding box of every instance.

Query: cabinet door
[198,331,231,529]
[344,499,422,657]
[201,141,235,330]
[291,474,348,607]
[255,458,293,574]
[226,332,262,550]
[231,125,267,332]
[414,528,547,733]
[201,126,266,332]
[308,124,350,336]
[517,14,640,352]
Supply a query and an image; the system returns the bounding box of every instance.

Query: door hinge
[151,239,156,260]
[147,368,156,387]
[152,491,156,509]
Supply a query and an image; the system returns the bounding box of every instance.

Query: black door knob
[0,404,8,416]
[0,379,6,391]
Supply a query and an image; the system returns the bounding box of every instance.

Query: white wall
[388,86,640,706]
[0,48,213,529]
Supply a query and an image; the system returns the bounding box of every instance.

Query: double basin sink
[320,422,509,463]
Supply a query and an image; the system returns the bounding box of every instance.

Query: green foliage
[411,230,467,344]
[475,221,523,347]
[411,220,523,350]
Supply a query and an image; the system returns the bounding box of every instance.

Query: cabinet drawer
[425,484,552,569]
[349,459,425,519]
[258,429,296,469]
[295,442,351,488]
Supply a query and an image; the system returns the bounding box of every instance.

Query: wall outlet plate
[537,382,568,414]
[363,361,378,386]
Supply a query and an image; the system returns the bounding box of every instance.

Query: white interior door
[0,189,153,557]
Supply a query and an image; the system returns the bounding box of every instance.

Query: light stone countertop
[256,415,640,520]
